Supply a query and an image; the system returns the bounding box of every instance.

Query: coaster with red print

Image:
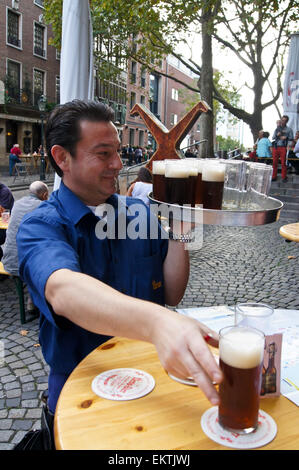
[91,368,155,401]
[201,407,277,449]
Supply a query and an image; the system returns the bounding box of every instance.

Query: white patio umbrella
[53,0,94,190]
[283,32,299,136]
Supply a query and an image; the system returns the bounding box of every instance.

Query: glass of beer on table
[218,325,265,434]
[202,161,226,209]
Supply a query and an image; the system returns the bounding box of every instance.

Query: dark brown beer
[152,161,166,202]
[165,163,190,206]
[195,172,203,205]
[202,164,225,209]
[219,360,263,432]
[218,327,264,434]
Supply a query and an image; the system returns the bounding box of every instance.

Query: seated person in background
[0,182,14,260]
[256,131,272,158]
[288,137,299,175]
[2,181,49,312]
[126,167,153,206]
[248,144,258,162]
[9,144,22,176]
[185,148,195,158]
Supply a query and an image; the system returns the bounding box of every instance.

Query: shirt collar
[56,181,128,225]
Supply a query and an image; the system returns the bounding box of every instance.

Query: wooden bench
[279,223,299,242]
[0,261,27,324]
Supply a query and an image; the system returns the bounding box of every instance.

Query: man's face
[281,117,288,127]
[63,120,123,206]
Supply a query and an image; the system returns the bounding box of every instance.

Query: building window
[140,95,145,105]
[129,128,135,146]
[7,9,21,48]
[130,92,136,109]
[33,69,45,105]
[131,61,137,84]
[6,60,21,101]
[34,22,46,58]
[56,76,60,104]
[139,130,144,147]
[150,73,159,117]
[140,67,146,88]
[34,0,44,7]
[171,88,179,101]
[170,113,178,126]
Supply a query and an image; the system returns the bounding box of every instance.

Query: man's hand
[152,311,223,405]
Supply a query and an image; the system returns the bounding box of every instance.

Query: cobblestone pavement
[0,208,298,448]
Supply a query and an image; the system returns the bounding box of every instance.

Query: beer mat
[168,373,197,386]
[91,368,155,401]
[168,355,219,386]
[201,407,277,449]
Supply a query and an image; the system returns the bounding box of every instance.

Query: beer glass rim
[235,302,274,318]
[219,324,265,340]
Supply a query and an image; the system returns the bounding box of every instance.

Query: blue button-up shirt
[17,182,168,412]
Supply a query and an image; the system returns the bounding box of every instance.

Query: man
[2,181,48,312]
[0,182,14,261]
[272,115,294,182]
[0,181,14,212]
[16,100,221,438]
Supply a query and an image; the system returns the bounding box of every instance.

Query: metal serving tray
[148,193,283,227]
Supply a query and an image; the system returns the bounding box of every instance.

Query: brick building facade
[0,0,201,170]
[0,0,60,166]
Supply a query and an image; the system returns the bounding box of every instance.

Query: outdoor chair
[13,163,30,183]
[0,261,28,324]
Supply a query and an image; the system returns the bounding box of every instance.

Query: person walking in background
[126,166,153,206]
[134,146,143,164]
[9,143,22,176]
[272,115,294,182]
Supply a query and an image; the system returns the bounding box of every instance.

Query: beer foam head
[152,160,166,175]
[220,327,264,369]
[165,162,189,178]
[202,163,225,182]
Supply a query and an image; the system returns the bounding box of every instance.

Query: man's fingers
[188,333,223,385]
[182,349,220,405]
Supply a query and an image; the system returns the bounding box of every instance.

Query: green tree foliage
[44,0,298,144]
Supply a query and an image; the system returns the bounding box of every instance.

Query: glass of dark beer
[165,161,191,206]
[152,160,166,202]
[218,325,265,434]
[202,162,225,209]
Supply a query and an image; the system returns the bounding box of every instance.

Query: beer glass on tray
[202,161,225,210]
[152,160,166,202]
[218,325,265,434]
[165,161,191,206]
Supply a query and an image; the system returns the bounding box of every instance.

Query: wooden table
[54,337,299,450]
[279,222,299,242]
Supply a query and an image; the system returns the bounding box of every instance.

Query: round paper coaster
[91,368,155,401]
[168,373,197,386]
[201,407,277,449]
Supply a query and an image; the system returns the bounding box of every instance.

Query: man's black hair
[45,99,115,177]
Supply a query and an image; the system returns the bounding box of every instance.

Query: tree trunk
[199,9,214,158]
